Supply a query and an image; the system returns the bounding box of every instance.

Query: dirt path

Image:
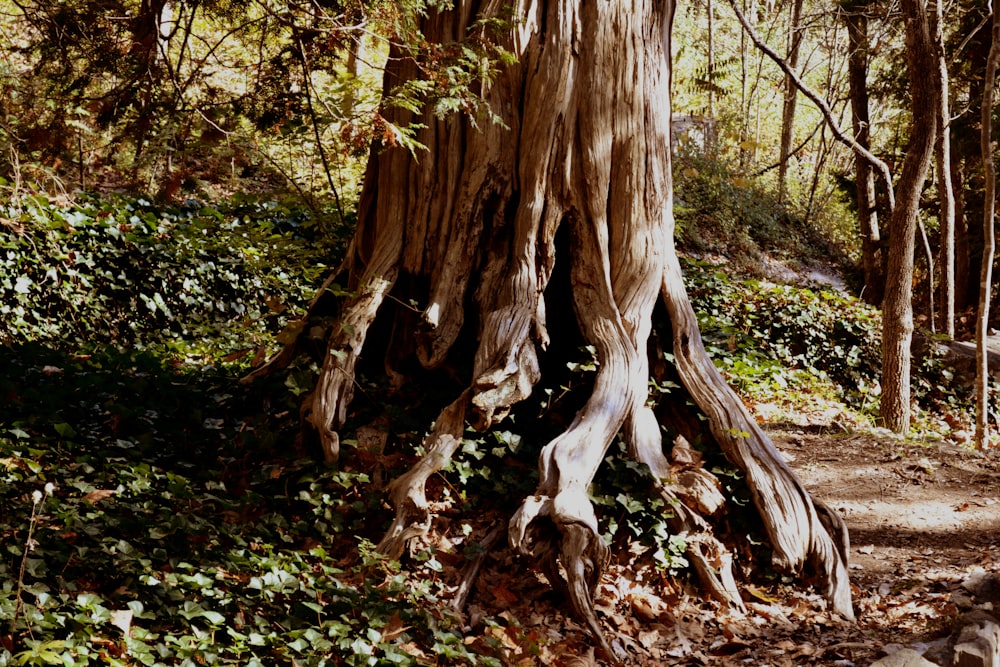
[463,429,1000,665]
[448,424,1000,665]
[767,428,1000,666]
[776,430,1000,586]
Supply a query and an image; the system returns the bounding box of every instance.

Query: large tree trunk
[256,0,853,658]
[880,0,938,434]
[844,0,885,306]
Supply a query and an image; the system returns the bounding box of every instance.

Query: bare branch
[725,0,896,212]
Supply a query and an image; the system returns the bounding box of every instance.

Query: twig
[452,524,504,613]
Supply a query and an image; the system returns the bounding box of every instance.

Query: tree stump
[248,0,854,658]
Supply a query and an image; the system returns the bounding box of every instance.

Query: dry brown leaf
[638,628,662,648]
[491,584,519,606]
[381,612,410,641]
[560,647,597,666]
[83,489,116,504]
[398,642,427,658]
[630,596,658,622]
[745,585,779,603]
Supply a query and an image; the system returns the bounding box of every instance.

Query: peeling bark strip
[251,0,855,657]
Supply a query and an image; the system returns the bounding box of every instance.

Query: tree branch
[725,0,896,212]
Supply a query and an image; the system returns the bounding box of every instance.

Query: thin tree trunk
[880,0,938,434]
[933,0,956,338]
[740,0,750,167]
[919,218,936,334]
[707,0,716,118]
[955,155,972,310]
[975,5,1000,449]
[843,0,885,305]
[778,0,805,202]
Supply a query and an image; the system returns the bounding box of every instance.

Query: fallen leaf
[745,585,779,603]
[381,612,410,641]
[398,642,427,658]
[562,647,598,666]
[110,609,132,636]
[83,489,116,504]
[491,584,519,606]
[222,348,252,362]
[638,628,662,648]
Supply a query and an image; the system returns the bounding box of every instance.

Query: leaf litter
[421,427,1000,665]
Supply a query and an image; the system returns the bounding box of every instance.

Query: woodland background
[1,0,1000,665]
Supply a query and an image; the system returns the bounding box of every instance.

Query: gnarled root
[661,251,855,619]
[510,490,619,663]
[376,391,470,558]
[306,273,398,463]
[625,406,746,613]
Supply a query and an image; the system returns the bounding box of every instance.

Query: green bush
[0,189,346,357]
[0,344,508,666]
[673,149,849,272]
[683,257,882,407]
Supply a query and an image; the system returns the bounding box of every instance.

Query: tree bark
[954,154,972,311]
[880,0,938,434]
[975,6,1000,449]
[843,0,885,305]
[254,0,855,656]
[933,0,956,338]
[707,0,716,118]
[778,0,805,203]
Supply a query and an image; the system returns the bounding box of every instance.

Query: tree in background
[879,0,938,434]
[842,0,885,306]
[975,5,1000,449]
[933,0,956,337]
[777,0,805,203]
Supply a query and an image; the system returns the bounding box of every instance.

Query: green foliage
[681,257,998,430]
[683,257,882,408]
[0,191,344,356]
[590,441,689,575]
[444,428,538,501]
[0,0,514,201]
[673,149,849,271]
[0,344,505,666]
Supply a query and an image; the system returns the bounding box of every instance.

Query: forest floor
[449,417,1000,666]
[439,259,1000,665]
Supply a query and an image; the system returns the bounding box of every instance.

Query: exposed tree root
[242,0,855,655]
[376,391,469,558]
[661,249,855,619]
[624,405,746,613]
[452,524,504,613]
[306,271,398,463]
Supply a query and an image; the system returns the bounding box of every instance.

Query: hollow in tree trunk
[253,0,854,659]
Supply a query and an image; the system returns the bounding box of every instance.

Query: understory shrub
[683,257,882,408]
[0,345,508,666]
[0,189,348,357]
